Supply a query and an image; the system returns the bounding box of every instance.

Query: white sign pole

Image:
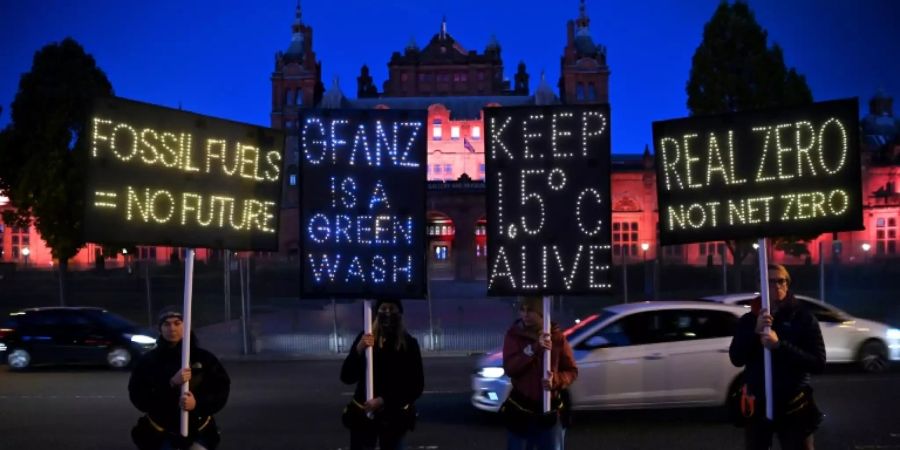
[543,295,552,413]
[180,248,195,437]
[756,238,773,421]
[363,299,374,409]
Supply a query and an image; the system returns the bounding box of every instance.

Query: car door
[570,311,669,409]
[799,300,853,362]
[63,310,110,363]
[19,311,64,364]
[656,308,741,406]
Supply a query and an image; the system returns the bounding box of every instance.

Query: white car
[701,293,900,373]
[472,301,747,413]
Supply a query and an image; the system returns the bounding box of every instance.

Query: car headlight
[887,328,900,340]
[478,367,505,379]
[128,334,157,345]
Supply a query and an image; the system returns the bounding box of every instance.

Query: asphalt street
[0,357,897,449]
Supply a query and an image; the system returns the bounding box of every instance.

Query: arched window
[296,90,303,106]
[284,89,293,108]
[576,83,585,101]
[588,83,598,101]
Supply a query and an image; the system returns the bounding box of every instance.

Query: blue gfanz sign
[299,109,427,298]
[653,98,863,245]
[485,105,613,296]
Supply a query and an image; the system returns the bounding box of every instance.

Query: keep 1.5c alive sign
[485,105,613,296]
[84,96,285,251]
[653,99,863,246]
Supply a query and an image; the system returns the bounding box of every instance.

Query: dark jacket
[341,331,424,415]
[503,320,578,408]
[729,293,825,416]
[128,335,231,434]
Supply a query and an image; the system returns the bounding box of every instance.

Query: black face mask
[378,312,398,331]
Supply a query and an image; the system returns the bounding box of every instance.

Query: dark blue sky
[1,0,898,154]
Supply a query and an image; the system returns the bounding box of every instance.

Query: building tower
[559,0,610,104]
[270,1,322,254]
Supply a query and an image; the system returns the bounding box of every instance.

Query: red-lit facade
[2,3,898,276]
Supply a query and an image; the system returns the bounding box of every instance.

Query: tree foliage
[686,1,815,280]
[0,38,113,263]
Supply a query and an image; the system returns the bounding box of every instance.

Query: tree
[686,1,813,290]
[0,38,114,304]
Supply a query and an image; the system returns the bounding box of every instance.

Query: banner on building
[485,105,613,296]
[653,98,863,245]
[299,109,428,298]
[84,96,285,251]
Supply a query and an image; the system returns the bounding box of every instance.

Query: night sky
[1,0,898,155]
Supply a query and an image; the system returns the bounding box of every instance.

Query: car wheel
[858,340,888,373]
[7,349,31,370]
[107,347,133,369]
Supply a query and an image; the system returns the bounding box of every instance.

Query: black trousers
[349,426,405,450]
[745,419,815,450]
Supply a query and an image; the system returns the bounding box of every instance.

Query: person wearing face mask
[730,264,826,450]
[340,298,424,450]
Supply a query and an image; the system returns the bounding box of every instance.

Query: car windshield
[82,309,136,330]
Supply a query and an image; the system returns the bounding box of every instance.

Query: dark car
[0,307,157,370]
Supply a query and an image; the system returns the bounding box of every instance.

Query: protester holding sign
[501,296,578,450]
[340,298,424,450]
[729,264,826,449]
[129,308,231,450]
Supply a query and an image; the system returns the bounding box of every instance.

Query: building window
[451,126,460,140]
[427,222,455,236]
[296,92,303,105]
[478,71,485,81]
[476,243,487,258]
[588,83,598,101]
[401,73,409,82]
[479,163,485,174]
[663,245,683,257]
[289,174,297,186]
[434,245,449,261]
[612,222,639,256]
[443,164,452,175]
[576,83,585,101]
[876,217,897,255]
[471,126,481,139]
[284,89,293,107]
[432,120,443,140]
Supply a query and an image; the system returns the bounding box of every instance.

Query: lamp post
[861,242,871,264]
[641,242,650,299]
[21,247,30,268]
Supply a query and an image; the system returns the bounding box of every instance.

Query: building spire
[295,0,303,24]
[441,15,447,39]
[576,0,590,28]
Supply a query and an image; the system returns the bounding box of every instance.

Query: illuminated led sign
[300,109,427,298]
[653,98,863,245]
[84,96,284,250]
[485,105,613,296]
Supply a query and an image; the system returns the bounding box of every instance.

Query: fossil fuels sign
[485,105,613,296]
[653,98,862,246]
[84,96,285,251]
[299,109,427,299]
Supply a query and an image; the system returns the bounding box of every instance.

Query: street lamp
[861,242,871,263]
[641,242,650,261]
[21,247,30,268]
[752,243,760,250]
